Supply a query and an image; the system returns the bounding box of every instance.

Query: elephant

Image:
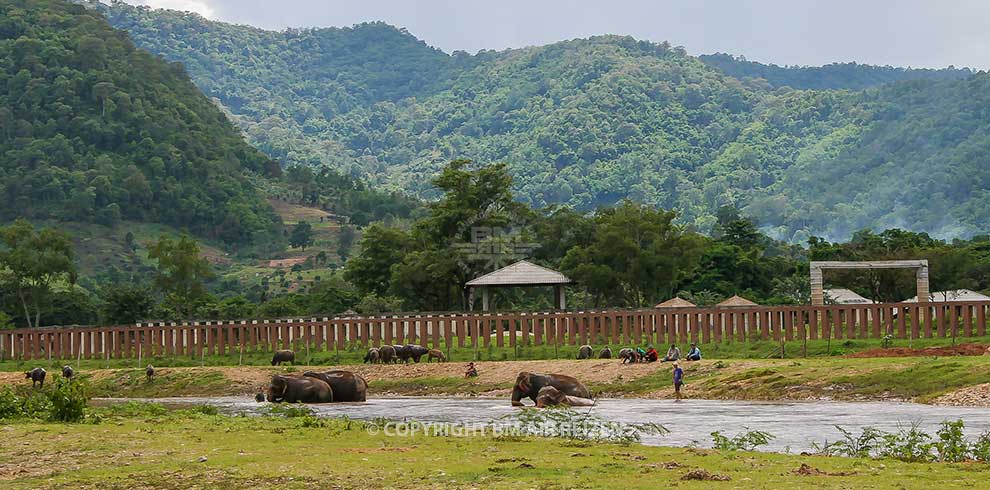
[61,365,74,380]
[577,345,593,359]
[146,364,155,382]
[302,370,368,402]
[618,348,640,364]
[379,345,396,364]
[427,349,447,362]
[599,346,612,359]
[271,349,295,366]
[254,392,266,402]
[25,367,46,388]
[510,371,590,407]
[395,344,429,363]
[266,374,334,403]
[535,386,595,408]
[364,347,380,364]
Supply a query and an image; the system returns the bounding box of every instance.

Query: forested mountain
[699,53,973,90]
[0,0,284,245]
[88,1,990,241]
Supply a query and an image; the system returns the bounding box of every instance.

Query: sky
[126,0,990,69]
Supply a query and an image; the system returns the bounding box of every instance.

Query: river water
[92,396,990,453]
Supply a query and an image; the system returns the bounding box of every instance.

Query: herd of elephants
[21,343,648,408]
[261,343,626,407]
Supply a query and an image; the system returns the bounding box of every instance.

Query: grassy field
[2,409,988,489]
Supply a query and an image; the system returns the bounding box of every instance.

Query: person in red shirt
[643,345,659,363]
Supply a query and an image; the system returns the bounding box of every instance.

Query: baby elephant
[62,365,75,380]
[363,347,380,364]
[427,349,447,362]
[271,349,295,366]
[146,364,155,382]
[25,367,46,388]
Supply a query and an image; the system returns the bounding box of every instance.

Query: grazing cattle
[25,368,46,388]
[271,350,295,366]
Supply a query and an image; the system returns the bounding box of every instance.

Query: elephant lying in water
[302,370,368,402]
[510,371,590,407]
[535,386,595,408]
[266,374,334,403]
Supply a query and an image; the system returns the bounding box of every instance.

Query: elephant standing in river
[266,374,334,403]
[535,386,595,408]
[510,371,590,406]
[302,370,368,402]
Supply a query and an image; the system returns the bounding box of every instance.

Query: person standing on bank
[672,362,684,400]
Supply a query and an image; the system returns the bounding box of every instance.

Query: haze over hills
[88,1,990,242]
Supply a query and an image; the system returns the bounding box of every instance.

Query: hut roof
[903,289,990,303]
[824,288,873,305]
[717,295,759,307]
[655,297,696,308]
[465,260,572,287]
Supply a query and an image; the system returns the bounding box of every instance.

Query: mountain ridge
[86,1,990,242]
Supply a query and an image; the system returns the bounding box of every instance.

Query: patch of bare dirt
[845,343,990,358]
[933,383,990,408]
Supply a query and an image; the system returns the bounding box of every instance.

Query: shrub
[711,429,775,451]
[935,420,969,462]
[46,378,89,422]
[0,386,23,419]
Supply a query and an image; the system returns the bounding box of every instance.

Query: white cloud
[129,0,216,19]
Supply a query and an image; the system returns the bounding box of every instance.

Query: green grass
[2,411,988,489]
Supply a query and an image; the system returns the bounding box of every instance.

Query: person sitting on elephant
[661,344,680,362]
[464,362,478,378]
[535,386,595,408]
[643,346,659,363]
[511,372,590,407]
[686,343,702,361]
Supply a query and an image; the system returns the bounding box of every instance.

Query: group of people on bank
[615,342,702,363]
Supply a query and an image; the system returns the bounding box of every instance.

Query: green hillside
[89,1,990,241]
[0,0,289,245]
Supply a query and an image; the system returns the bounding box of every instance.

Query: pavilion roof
[466,260,572,287]
[655,297,696,308]
[717,295,759,307]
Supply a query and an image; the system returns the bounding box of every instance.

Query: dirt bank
[5,356,990,406]
[845,343,990,358]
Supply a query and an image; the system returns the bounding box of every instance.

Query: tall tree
[147,235,213,319]
[289,222,314,250]
[0,219,75,328]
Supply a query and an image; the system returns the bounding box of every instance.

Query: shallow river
[93,396,990,453]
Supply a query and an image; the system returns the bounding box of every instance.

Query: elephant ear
[517,373,531,393]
